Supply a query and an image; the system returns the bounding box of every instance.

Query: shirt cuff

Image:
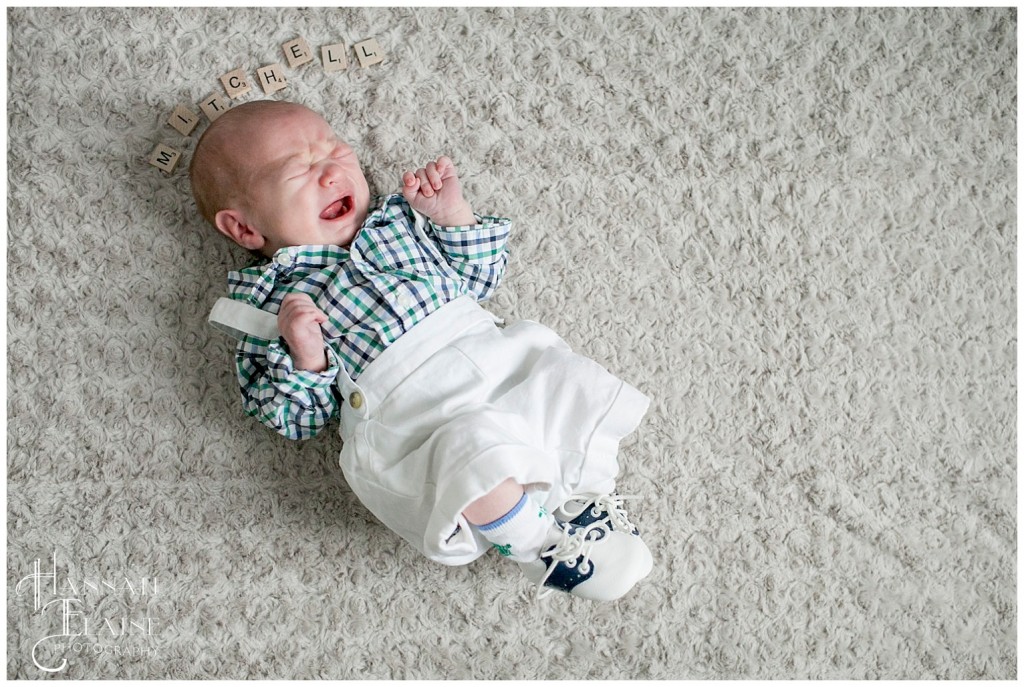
[429,215,511,263]
[265,340,341,392]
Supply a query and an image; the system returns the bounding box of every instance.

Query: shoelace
[583,493,638,533]
[535,524,603,600]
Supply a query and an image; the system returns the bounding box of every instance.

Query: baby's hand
[278,292,329,373]
[401,156,476,227]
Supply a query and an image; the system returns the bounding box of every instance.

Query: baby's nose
[319,162,342,187]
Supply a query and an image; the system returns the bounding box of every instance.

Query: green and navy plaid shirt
[227,194,511,440]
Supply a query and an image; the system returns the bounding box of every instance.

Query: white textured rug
[6,6,1016,679]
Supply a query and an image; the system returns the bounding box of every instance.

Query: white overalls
[210,295,650,565]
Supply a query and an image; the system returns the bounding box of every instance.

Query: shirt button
[278,251,293,267]
[349,391,364,409]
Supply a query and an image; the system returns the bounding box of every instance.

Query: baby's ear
[214,209,266,252]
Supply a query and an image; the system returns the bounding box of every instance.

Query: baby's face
[235,105,370,254]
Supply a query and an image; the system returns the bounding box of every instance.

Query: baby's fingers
[435,156,455,178]
[401,171,421,203]
[415,168,435,197]
[424,161,443,190]
[280,293,327,323]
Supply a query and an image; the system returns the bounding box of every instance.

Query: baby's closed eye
[331,145,349,158]
[286,166,310,181]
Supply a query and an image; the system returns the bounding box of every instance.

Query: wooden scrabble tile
[167,104,199,136]
[256,63,289,94]
[354,37,384,68]
[148,143,181,174]
[219,67,252,99]
[199,93,232,122]
[282,37,314,69]
[321,43,348,72]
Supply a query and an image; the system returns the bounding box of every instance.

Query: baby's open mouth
[320,196,353,221]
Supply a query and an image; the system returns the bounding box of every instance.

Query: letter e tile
[282,37,314,69]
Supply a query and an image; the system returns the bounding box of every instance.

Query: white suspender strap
[208,297,280,341]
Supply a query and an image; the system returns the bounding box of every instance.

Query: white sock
[476,493,556,562]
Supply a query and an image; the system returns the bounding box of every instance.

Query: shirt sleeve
[427,215,511,302]
[235,336,341,440]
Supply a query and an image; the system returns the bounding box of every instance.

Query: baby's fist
[278,292,328,372]
[401,156,475,226]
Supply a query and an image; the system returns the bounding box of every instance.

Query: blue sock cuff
[477,492,529,532]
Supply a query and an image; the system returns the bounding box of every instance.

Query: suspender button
[348,391,364,410]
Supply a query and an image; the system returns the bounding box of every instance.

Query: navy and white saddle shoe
[518,522,653,601]
[554,493,641,536]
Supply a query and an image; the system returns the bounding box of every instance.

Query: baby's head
[189,100,370,256]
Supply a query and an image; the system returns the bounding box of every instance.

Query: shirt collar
[230,245,348,307]
[268,244,348,270]
[227,194,409,306]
